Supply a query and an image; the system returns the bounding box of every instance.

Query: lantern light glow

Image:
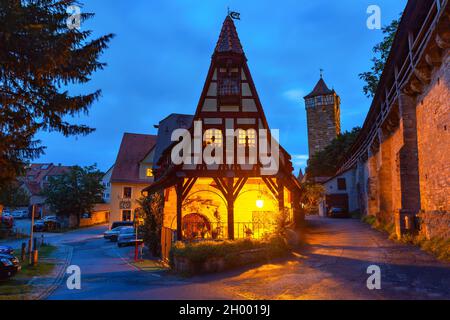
[256,199,264,209]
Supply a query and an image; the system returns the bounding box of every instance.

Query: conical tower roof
[305,77,334,99]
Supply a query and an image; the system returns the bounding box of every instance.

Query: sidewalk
[26,246,73,300]
[28,244,73,300]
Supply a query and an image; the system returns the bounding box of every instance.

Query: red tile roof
[21,163,72,195]
[23,182,42,195]
[214,16,244,54]
[305,78,334,98]
[111,133,157,184]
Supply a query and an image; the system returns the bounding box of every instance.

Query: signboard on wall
[119,201,131,209]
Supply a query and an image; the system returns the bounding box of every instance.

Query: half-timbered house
[144,16,302,244]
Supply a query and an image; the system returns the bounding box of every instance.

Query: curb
[32,244,73,300]
[112,247,166,275]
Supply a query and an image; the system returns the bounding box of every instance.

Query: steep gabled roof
[214,16,244,54]
[111,133,157,184]
[153,114,194,169]
[304,77,334,98]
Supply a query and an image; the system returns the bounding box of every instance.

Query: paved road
[47,217,450,300]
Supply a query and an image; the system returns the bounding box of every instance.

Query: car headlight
[1,258,13,266]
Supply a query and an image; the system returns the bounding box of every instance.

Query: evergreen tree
[0,181,30,209]
[0,0,113,190]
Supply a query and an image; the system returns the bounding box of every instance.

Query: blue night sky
[35,0,407,174]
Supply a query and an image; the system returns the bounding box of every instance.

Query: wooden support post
[277,178,284,214]
[227,177,235,240]
[176,180,183,241]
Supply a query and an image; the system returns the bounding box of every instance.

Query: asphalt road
[46,217,450,300]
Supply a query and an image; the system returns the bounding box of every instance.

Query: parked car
[0,215,14,229]
[104,226,128,241]
[81,213,91,219]
[0,253,21,280]
[33,220,46,232]
[0,246,14,255]
[33,216,62,232]
[117,227,143,248]
[111,221,134,230]
[43,215,58,222]
[328,207,349,218]
[11,210,28,219]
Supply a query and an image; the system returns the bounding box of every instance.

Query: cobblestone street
[214,217,450,300]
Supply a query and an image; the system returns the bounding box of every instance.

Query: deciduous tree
[306,127,361,178]
[359,18,400,97]
[138,192,164,257]
[42,165,104,227]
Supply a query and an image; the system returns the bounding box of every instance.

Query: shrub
[170,236,288,274]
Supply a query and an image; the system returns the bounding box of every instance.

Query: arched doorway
[182,213,212,240]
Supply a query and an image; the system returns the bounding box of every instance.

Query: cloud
[292,154,309,166]
[282,88,305,102]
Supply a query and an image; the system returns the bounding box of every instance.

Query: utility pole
[28,205,35,265]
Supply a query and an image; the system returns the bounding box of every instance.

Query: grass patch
[362,215,450,262]
[0,244,57,300]
[399,234,450,262]
[361,215,396,238]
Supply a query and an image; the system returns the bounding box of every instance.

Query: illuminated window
[146,168,153,177]
[238,129,256,147]
[205,129,223,146]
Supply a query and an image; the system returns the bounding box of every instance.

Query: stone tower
[304,76,341,158]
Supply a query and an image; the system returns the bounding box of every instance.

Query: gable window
[146,168,153,177]
[238,129,257,147]
[218,67,241,105]
[205,129,223,147]
[123,187,132,199]
[337,178,347,191]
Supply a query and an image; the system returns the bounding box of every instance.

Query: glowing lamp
[256,199,264,209]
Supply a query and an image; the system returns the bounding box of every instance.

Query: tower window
[316,96,322,105]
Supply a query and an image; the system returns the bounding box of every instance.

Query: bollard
[32,250,38,266]
[21,242,26,262]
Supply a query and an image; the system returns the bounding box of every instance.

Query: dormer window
[146,168,154,177]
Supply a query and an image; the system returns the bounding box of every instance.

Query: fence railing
[181,221,278,241]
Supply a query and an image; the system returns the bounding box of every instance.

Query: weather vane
[227,7,241,20]
[320,68,324,78]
